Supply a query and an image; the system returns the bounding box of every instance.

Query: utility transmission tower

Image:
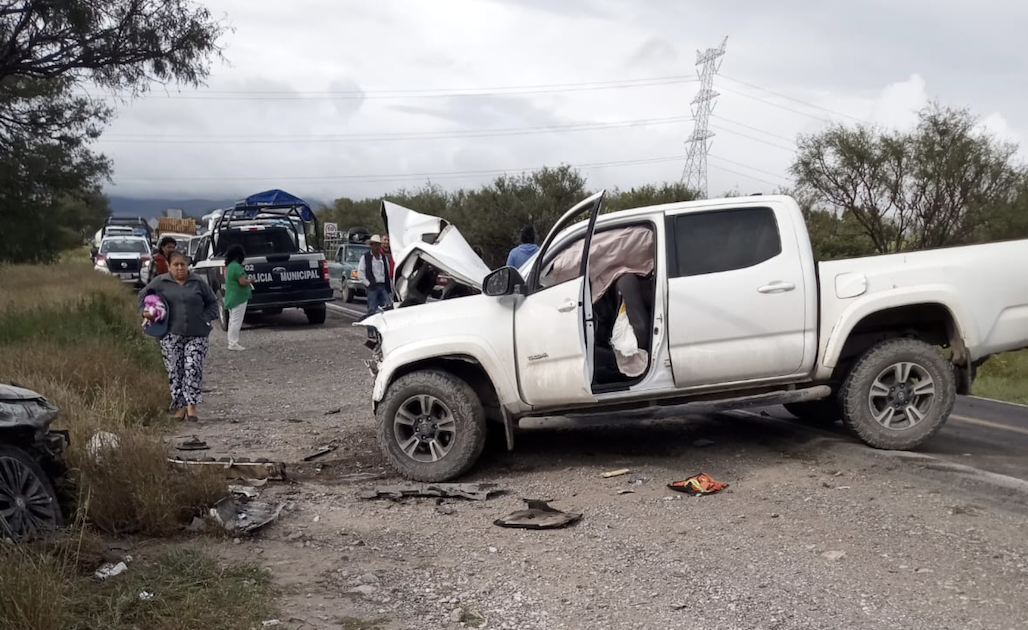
[681,36,728,198]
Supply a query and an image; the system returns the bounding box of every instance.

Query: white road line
[965,395,1028,410]
[326,302,365,319]
[949,414,1028,437]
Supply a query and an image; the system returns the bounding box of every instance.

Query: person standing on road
[223,244,253,352]
[357,235,392,328]
[138,250,219,422]
[149,236,177,279]
[506,226,539,269]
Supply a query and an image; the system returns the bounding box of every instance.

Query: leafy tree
[791,103,1022,254]
[0,0,227,263]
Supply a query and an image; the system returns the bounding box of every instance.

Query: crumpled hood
[382,200,491,291]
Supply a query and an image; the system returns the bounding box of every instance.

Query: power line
[720,75,869,123]
[717,84,837,124]
[100,116,694,144]
[92,75,699,101]
[710,114,797,143]
[113,155,687,183]
[708,164,784,188]
[711,153,789,180]
[708,124,796,152]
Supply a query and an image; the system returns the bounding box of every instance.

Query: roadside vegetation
[0,256,276,630]
[975,350,1028,405]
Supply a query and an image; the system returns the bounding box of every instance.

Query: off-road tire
[304,306,327,325]
[784,397,842,425]
[377,370,487,482]
[0,445,63,542]
[840,338,956,450]
[217,293,230,332]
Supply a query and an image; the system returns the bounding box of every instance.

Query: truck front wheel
[376,370,487,482]
[840,338,956,450]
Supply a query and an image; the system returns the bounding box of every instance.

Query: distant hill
[107,195,333,218]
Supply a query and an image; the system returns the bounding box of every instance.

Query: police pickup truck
[191,201,333,326]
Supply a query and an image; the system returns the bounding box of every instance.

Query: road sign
[324,222,338,234]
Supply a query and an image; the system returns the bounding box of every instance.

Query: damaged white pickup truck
[357,192,1028,482]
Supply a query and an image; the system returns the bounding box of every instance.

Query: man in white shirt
[357,234,392,328]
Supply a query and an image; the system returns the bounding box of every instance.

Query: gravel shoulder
[173,309,1028,630]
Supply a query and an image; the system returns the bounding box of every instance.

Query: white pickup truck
[357,193,1028,482]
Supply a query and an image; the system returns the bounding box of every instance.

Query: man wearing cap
[357,234,392,325]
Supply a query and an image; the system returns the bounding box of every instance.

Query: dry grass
[0,541,274,630]
[0,262,226,536]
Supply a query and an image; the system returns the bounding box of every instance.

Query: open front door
[513,192,605,408]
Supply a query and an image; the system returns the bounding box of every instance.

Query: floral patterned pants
[159,334,210,408]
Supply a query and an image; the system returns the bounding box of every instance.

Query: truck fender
[371,338,522,412]
[821,285,977,369]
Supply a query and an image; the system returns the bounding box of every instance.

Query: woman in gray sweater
[138,250,219,421]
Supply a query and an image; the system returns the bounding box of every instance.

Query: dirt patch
[172,310,1028,630]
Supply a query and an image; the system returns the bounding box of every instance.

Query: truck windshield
[344,245,369,263]
[217,228,299,256]
[101,240,149,254]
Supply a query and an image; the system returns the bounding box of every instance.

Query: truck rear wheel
[342,285,354,303]
[783,398,841,425]
[840,338,956,450]
[376,370,487,482]
[304,306,327,325]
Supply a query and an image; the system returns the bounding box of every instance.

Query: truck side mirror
[483,266,524,297]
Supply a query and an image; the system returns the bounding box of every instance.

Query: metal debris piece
[600,468,630,478]
[302,444,338,461]
[167,457,286,480]
[94,562,128,580]
[177,435,208,451]
[324,408,342,415]
[435,505,456,515]
[210,496,284,534]
[617,489,636,495]
[494,500,582,530]
[358,483,505,501]
[229,485,260,498]
[0,384,59,430]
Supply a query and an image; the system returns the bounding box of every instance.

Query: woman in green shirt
[224,244,253,351]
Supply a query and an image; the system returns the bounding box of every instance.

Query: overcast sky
[98,0,1028,205]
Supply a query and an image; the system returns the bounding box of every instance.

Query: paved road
[325,301,1028,482]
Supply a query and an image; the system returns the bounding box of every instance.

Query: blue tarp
[234,189,314,221]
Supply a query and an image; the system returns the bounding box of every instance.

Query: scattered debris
[692,438,715,448]
[285,418,302,423]
[628,475,650,485]
[324,408,342,415]
[229,484,260,499]
[667,473,729,496]
[600,468,630,478]
[494,500,582,530]
[261,621,282,627]
[94,562,128,580]
[139,591,154,601]
[302,444,338,461]
[168,457,286,481]
[88,431,121,462]
[210,496,285,534]
[435,504,456,515]
[177,435,208,451]
[358,483,505,501]
[822,550,847,561]
[617,489,636,495]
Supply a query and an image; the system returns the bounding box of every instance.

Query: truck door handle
[758,281,796,294]
[558,299,577,312]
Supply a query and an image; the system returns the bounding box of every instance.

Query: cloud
[96,0,1028,204]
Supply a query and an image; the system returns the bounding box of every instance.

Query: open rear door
[513,191,605,408]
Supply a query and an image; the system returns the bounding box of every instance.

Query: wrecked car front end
[0,384,69,542]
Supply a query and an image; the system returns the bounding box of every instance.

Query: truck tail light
[321,259,330,281]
